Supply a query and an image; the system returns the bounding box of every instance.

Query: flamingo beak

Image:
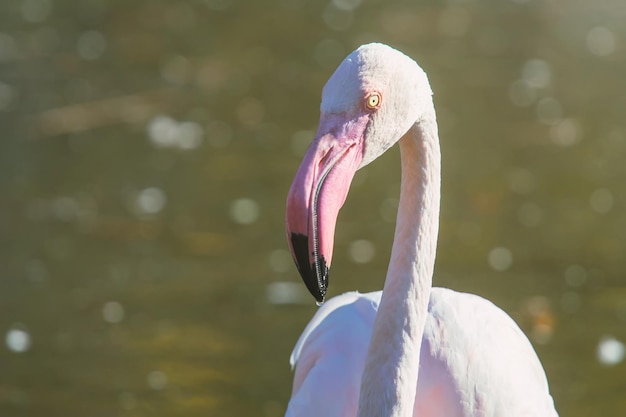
[286,114,369,303]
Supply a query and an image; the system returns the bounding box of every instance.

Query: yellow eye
[365,93,381,110]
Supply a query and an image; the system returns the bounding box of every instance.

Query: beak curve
[285,114,369,303]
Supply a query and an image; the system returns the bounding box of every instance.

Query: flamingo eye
[365,93,381,110]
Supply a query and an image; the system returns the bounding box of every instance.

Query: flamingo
[284,43,559,417]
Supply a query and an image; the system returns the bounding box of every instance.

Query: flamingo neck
[357,107,441,417]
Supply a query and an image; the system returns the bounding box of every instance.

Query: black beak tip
[310,260,328,304]
[289,233,329,304]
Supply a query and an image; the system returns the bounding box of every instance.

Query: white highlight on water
[6,328,31,353]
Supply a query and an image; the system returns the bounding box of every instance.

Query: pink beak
[286,113,369,303]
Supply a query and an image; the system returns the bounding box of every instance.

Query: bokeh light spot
[349,239,375,264]
[488,247,513,271]
[332,0,362,11]
[597,337,625,366]
[586,26,616,57]
[550,118,580,146]
[77,30,106,61]
[564,264,587,287]
[21,0,52,23]
[205,0,233,11]
[148,115,178,147]
[26,259,48,285]
[379,198,399,223]
[536,97,563,125]
[6,328,31,353]
[0,81,15,110]
[522,59,551,89]
[177,121,203,149]
[147,370,168,390]
[508,168,535,194]
[161,55,193,85]
[322,4,353,31]
[118,392,137,410]
[266,282,308,305]
[136,187,167,215]
[102,301,125,324]
[230,198,260,225]
[147,116,204,149]
[0,33,18,62]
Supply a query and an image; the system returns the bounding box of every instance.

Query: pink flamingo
[284,43,559,417]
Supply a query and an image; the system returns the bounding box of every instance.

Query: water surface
[1,0,625,416]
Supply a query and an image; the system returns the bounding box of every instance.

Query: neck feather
[357,107,441,417]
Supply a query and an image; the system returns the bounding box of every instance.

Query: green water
[1,0,625,416]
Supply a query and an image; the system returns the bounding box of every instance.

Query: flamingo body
[286,288,558,417]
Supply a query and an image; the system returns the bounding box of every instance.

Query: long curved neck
[357,105,441,417]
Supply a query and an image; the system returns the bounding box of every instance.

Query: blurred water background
[1,0,625,416]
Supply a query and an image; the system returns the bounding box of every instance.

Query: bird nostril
[317,147,332,171]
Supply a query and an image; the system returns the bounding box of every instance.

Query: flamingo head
[285,43,433,303]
